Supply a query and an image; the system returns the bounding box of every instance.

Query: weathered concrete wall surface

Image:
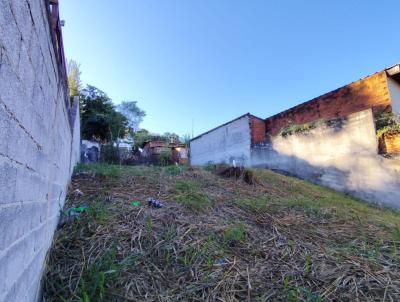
[388,77,400,116]
[252,109,400,207]
[70,97,81,174]
[190,115,251,166]
[0,1,80,301]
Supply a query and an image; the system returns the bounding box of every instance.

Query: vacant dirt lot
[44,164,400,301]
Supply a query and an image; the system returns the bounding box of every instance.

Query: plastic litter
[147,197,164,208]
[217,258,228,265]
[131,201,141,206]
[59,204,88,225]
[73,189,84,196]
[69,204,88,213]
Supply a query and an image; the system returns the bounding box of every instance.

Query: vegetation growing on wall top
[279,119,326,138]
[375,111,400,138]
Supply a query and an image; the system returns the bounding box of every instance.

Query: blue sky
[60,0,400,137]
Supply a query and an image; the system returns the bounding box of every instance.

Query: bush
[159,149,172,166]
[375,111,400,138]
[100,145,120,164]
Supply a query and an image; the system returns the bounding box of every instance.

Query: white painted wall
[251,109,400,207]
[387,77,400,116]
[190,115,252,166]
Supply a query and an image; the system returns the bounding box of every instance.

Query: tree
[133,129,152,149]
[117,101,146,134]
[67,60,82,97]
[181,134,191,146]
[80,85,128,142]
[162,132,180,143]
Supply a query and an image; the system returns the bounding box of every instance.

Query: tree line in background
[67,60,190,150]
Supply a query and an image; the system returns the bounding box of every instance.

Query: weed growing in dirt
[164,165,188,174]
[74,163,122,178]
[44,164,400,301]
[223,223,246,246]
[86,202,110,224]
[77,248,120,301]
[283,274,322,302]
[235,196,269,210]
[174,180,211,210]
[174,180,200,191]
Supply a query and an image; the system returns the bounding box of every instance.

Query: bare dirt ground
[43,164,400,301]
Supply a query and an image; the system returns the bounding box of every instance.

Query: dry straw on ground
[43,164,400,301]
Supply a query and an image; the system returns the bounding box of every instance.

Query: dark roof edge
[249,114,264,121]
[190,113,252,142]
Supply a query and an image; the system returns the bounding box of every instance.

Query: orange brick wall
[265,71,392,136]
[250,116,266,144]
[380,133,400,154]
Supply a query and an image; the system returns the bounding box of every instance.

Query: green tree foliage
[133,129,184,149]
[80,85,128,142]
[67,60,82,97]
[163,132,180,143]
[133,129,152,148]
[117,101,146,134]
[180,134,191,146]
[375,110,400,138]
[159,149,172,166]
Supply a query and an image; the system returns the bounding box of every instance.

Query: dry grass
[43,164,400,301]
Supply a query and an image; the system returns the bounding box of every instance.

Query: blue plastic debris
[147,198,164,208]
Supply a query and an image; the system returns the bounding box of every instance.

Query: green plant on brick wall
[375,110,400,138]
[279,119,326,138]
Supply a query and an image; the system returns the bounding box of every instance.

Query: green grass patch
[174,180,211,210]
[77,248,120,301]
[73,163,162,178]
[85,201,110,224]
[223,223,246,246]
[235,196,269,210]
[164,165,187,175]
[174,180,201,191]
[74,163,122,178]
[252,168,400,230]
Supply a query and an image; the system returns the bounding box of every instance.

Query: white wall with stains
[190,115,252,166]
[251,109,400,207]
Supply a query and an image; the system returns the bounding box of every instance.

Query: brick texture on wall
[265,71,391,136]
[0,1,80,301]
[380,134,400,154]
[249,116,266,144]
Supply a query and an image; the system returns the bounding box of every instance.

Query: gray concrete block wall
[0,1,79,301]
[190,115,252,166]
[251,109,400,207]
